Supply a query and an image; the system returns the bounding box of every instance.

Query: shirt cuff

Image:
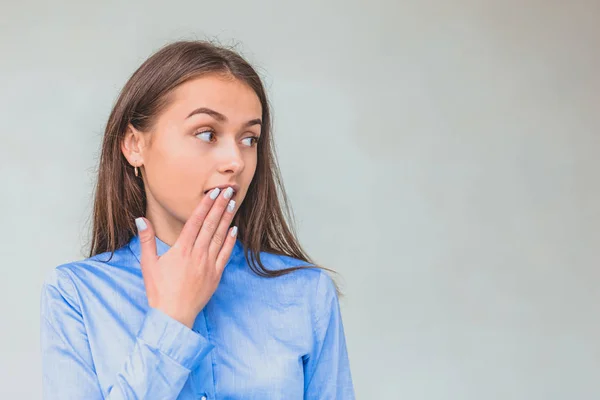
[137,307,214,370]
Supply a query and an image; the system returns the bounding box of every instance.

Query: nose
[216,139,245,175]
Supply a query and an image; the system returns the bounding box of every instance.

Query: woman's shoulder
[245,250,339,302]
[40,245,134,297]
[40,260,89,317]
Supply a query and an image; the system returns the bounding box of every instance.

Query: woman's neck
[144,196,185,247]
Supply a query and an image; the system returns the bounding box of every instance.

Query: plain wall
[1,0,599,398]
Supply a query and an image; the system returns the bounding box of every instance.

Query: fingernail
[210,188,221,200]
[230,226,238,237]
[227,200,236,212]
[224,187,234,199]
[135,217,147,232]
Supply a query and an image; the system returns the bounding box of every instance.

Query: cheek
[241,155,258,188]
[238,156,258,202]
[244,152,258,177]
[146,138,209,204]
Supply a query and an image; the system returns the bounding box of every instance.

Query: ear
[121,123,148,168]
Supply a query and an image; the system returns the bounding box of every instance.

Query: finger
[135,217,159,307]
[215,226,238,275]
[176,187,221,253]
[135,217,158,268]
[208,197,237,259]
[194,187,235,253]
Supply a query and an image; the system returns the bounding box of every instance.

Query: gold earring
[134,166,139,177]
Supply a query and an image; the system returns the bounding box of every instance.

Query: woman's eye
[195,130,215,142]
[241,136,259,147]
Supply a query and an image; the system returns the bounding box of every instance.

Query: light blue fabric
[40,234,355,399]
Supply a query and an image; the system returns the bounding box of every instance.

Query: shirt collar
[128,234,244,265]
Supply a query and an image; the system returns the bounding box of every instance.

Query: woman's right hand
[134,187,238,329]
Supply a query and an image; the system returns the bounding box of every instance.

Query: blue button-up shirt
[40,234,355,399]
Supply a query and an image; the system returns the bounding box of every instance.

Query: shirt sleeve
[303,271,356,399]
[40,268,213,400]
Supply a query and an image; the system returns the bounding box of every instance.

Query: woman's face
[124,74,262,242]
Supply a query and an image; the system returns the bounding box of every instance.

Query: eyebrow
[186,107,262,128]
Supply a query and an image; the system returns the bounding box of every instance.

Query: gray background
[1,0,599,398]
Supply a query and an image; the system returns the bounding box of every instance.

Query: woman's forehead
[165,75,262,119]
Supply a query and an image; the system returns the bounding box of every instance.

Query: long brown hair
[89,40,337,286]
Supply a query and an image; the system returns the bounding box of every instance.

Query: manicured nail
[210,188,221,200]
[224,187,234,199]
[135,217,147,232]
[230,226,238,237]
[227,200,236,212]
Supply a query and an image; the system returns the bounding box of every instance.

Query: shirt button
[200,395,207,400]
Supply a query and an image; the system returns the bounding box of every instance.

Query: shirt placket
[191,309,216,399]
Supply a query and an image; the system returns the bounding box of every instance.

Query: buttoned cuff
[137,307,214,370]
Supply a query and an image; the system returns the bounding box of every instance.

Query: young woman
[40,41,354,399]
